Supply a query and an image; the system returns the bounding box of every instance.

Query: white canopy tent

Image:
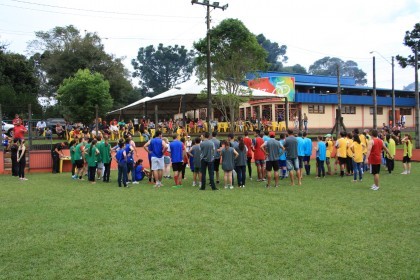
[107,77,278,118]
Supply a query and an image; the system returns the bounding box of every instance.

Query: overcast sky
[0,0,419,90]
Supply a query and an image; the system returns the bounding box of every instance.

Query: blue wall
[247,72,356,86]
[295,92,415,107]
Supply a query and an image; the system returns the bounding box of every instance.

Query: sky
[0,0,419,90]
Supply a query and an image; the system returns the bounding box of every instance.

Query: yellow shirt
[352,142,364,163]
[403,140,413,158]
[346,139,354,158]
[326,140,334,158]
[359,134,368,154]
[336,138,348,158]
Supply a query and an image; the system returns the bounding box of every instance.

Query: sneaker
[370,184,376,189]
[401,171,407,174]
[262,178,267,181]
[249,177,252,181]
[132,181,139,184]
[229,185,234,189]
[265,184,270,188]
[224,185,228,189]
[372,186,379,191]
[192,182,196,187]
[242,185,245,188]
[275,185,279,188]
[257,179,262,182]
[351,180,357,182]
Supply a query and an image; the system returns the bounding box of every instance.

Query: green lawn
[0,163,418,279]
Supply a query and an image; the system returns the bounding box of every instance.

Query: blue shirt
[317,141,327,161]
[169,140,183,163]
[297,137,305,156]
[149,138,163,158]
[279,139,286,160]
[303,138,312,156]
[125,143,134,163]
[116,149,126,164]
[263,135,270,142]
[135,165,144,181]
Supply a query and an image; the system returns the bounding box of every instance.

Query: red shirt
[13,124,27,139]
[244,137,253,157]
[368,138,383,165]
[254,137,265,160]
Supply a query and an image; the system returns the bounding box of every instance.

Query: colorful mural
[248,76,295,101]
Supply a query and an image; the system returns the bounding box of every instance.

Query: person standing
[125,138,136,184]
[51,142,67,174]
[86,139,100,184]
[221,140,238,189]
[13,119,27,141]
[261,131,282,188]
[36,119,46,136]
[302,132,312,176]
[234,136,247,188]
[401,134,413,174]
[199,132,218,191]
[169,134,185,188]
[144,130,167,188]
[73,138,86,180]
[365,129,392,191]
[278,133,288,179]
[210,131,221,184]
[315,135,326,178]
[17,139,27,180]
[10,139,19,177]
[350,133,364,182]
[335,131,348,177]
[115,141,128,188]
[188,137,202,188]
[324,134,334,175]
[283,129,301,186]
[253,130,266,182]
[98,136,112,182]
[69,140,78,177]
[303,113,308,132]
[296,132,305,179]
[243,131,254,180]
[385,134,396,174]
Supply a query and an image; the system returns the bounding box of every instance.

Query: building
[240,72,416,129]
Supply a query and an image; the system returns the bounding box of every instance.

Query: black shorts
[371,164,381,175]
[338,157,347,165]
[266,160,280,172]
[172,162,183,172]
[298,156,304,168]
[213,158,220,172]
[403,156,411,163]
[303,156,311,162]
[75,159,84,169]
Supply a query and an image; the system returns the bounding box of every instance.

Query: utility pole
[391,56,395,127]
[191,0,227,134]
[415,43,419,148]
[372,56,377,129]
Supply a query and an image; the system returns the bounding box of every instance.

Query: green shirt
[98,141,111,164]
[87,146,99,167]
[74,143,85,161]
[386,138,396,158]
[70,145,76,163]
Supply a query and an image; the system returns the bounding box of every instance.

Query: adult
[17,139,28,180]
[385,134,396,174]
[210,131,221,184]
[315,135,326,178]
[324,134,334,175]
[99,136,112,182]
[350,133,364,182]
[283,129,301,186]
[144,130,167,188]
[51,141,67,174]
[36,119,47,136]
[401,134,413,174]
[86,139,100,184]
[73,138,87,180]
[400,115,406,128]
[296,132,305,179]
[335,131,348,177]
[10,139,19,177]
[365,129,392,191]
[115,141,128,188]
[199,132,218,191]
[12,114,22,126]
[302,132,312,175]
[169,133,185,188]
[56,123,65,139]
[303,113,308,132]
[69,140,78,177]
[261,131,282,188]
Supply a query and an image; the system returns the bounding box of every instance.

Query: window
[342,106,356,114]
[400,108,412,115]
[369,107,383,115]
[308,105,325,114]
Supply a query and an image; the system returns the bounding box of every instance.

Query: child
[278,133,288,179]
[401,134,412,174]
[45,127,52,140]
[220,140,238,189]
[187,137,202,187]
[350,133,364,182]
[315,135,326,178]
[134,159,147,182]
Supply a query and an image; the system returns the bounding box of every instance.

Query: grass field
[0,163,419,279]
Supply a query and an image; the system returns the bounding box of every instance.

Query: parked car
[2,121,14,137]
[46,118,66,134]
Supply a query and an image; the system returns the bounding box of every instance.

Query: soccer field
[0,163,418,279]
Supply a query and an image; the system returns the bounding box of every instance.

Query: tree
[194,18,267,131]
[308,57,367,85]
[57,69,113,125]
[28,25,134,109]
[282,64,308,74]
[396,22,420,69]
[256,34,287,71]
[131,44,195,96]
[0,47,42,119]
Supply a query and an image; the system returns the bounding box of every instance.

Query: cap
[269,131,276,137]
[324,134,332,137]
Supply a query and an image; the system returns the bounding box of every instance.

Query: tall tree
[256,34,288,71]
[283,64,308,74]
[131,44,195,96]
[309,57,367,85]
[0,47,41,119]
[396,22,420,69]
[28,25,134,109]
[194,19,267,131]
[57,69,112,125]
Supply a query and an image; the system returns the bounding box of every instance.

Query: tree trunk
[229,105,235,133]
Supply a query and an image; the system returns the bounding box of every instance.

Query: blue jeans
[118,161,128,187]
[316,158,325,177]
[353,160,363,181]
[200,160,216,190]
[236,165,246,186]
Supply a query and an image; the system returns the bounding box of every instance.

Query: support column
[154,105,158,130]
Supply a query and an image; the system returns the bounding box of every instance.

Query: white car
[2,121,14,137]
